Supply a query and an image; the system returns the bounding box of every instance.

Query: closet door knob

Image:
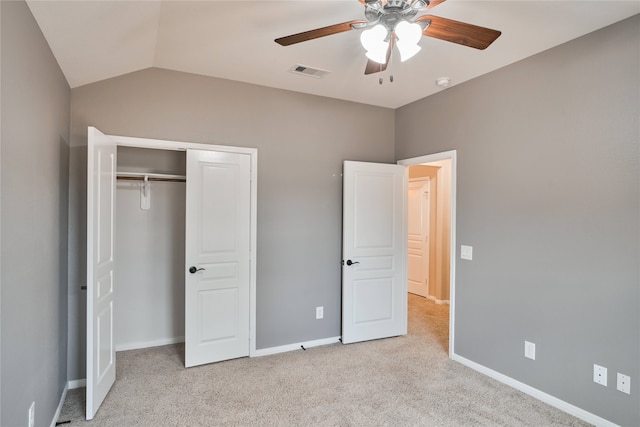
[345,260,359,266]
[189,266,205,274]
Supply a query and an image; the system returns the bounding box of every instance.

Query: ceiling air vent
[290,64,330,79]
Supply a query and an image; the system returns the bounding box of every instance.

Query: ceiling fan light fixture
[361,24,389,64]
[395,21,422,44]
[365,47,389,64]
[394,20,422,62]
[397,42,421,62]
[274,0,503,76]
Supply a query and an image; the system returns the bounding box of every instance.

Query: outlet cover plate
[617,373,630,394]
[316,306,324,319]
[593,364,607,386]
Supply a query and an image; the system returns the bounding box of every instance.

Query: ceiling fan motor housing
[365,0,421,32]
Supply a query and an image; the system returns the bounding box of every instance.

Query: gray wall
[0,1,70,426]
[395,15,639,426]
[67,68,395,380]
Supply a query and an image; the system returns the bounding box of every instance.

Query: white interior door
[86,127,117,420]
[185,150,251,367]
[342,161,407,344]
[408,178,430,297]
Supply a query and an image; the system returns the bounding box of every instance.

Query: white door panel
[86,127,116,420]
[342,161,407,344]
[408,179,429,297]
[185,150,251,367]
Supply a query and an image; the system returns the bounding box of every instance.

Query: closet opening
[115,146,187,353]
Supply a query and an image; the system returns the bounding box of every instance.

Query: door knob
[189,266,205,274]
[345,260,359,266]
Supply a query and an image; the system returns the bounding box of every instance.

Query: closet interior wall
[115,146,186,351]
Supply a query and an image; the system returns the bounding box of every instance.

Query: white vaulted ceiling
[26,1,639,108]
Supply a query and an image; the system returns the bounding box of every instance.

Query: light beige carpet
[58,295,590,426]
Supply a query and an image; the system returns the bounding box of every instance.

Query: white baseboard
[68,379,86,389]
[115,336,185,352]
[253,336,341,357]
[426,295,450,305]
[451,354,619,427]
[50,382,69,427]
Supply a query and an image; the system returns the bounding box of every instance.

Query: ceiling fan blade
[418,15,501,50]
[425,0,447,9]
[275,20,366,46]
[364,33,395,75]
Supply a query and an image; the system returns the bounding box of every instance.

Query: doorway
[399,151,456,356]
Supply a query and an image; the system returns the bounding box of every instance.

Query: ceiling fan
[275,0,501,75]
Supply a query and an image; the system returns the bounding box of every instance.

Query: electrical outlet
[28,401,35,427]
[524,341,536,360]
[617,373,630,394]
[593,364,607,386]
[316,306,324,319]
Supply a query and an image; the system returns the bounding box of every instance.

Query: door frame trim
[95,130,258,357]
[398,150,456,357]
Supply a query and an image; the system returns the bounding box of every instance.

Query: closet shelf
[116,172,186,183]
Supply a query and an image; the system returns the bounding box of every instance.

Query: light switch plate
[524,341,536,360]
[461,245,473,260]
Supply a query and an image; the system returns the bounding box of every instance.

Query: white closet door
[86,127,117,420]
[342,161,407,344]
[185,150,251,367]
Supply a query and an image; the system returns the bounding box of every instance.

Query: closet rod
[117,176,185,183]
[116,172,186,183]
